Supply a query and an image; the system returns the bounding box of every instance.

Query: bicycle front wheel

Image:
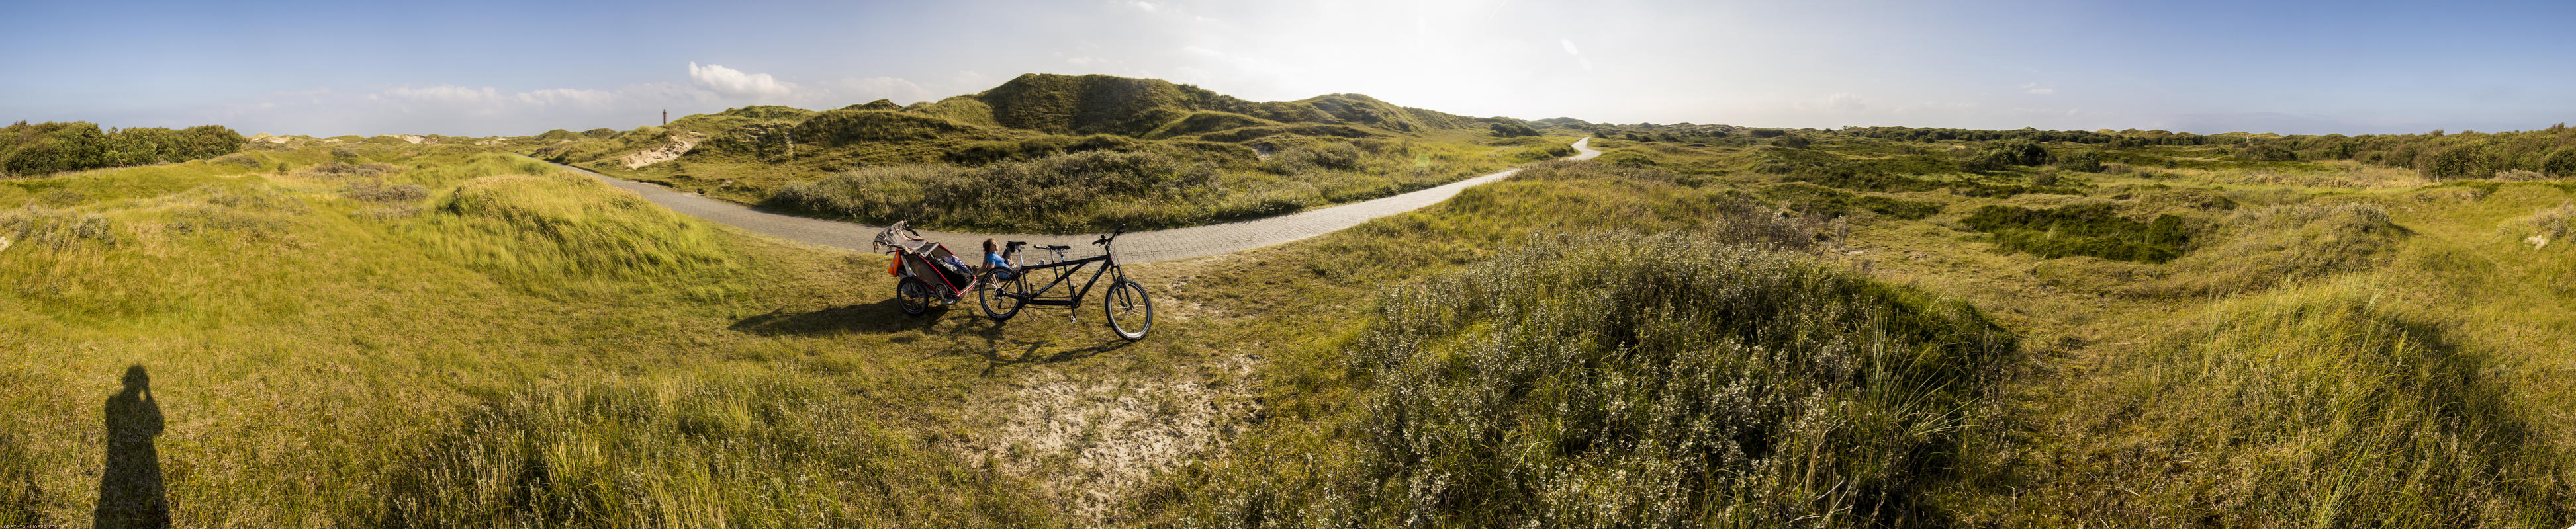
[980,270,1027,321]
[1103,280,1153,341]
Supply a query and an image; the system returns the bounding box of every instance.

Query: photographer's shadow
[729,298,944,337]
[95,364,169,529]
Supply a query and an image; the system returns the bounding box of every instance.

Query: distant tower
[661,110,668,126]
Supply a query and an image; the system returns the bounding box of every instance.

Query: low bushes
[2032,291,2571,526]
[1,122,244,176]
[2142,203,2407,295]
[1,205,118,250]
[772,139,1504,232]
[1161,230,2017,526]
[341,180,430,203]
[2500,202,2574,247]
[1752,182,1944,220]
[1961,203,2196,263]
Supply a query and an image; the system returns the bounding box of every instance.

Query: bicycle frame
[1001,252,1121,307]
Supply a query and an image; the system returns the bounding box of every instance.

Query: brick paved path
[537,137,1598,264]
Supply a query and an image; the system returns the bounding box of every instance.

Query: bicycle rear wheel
[1103,280,1153,341]
[897,278,934,317]
[980,270,1027,321]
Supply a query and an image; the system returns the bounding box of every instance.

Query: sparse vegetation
[770,136,1533,232]
[515,74,1570,231]
[1159,230,2015,527]
[1962,203,2196,263]
[1954,289,2573,527]
[16,80,2576,528]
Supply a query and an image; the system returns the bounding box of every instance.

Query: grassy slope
[516,73,1570,233]
[8,128,2576,527]
[1,146,1072,526]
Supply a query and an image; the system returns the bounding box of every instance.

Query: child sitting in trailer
[984,238,1017,280]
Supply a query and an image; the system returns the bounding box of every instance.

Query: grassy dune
[10,125,2576,528]
[517,73,1580,232]
[0,146,1061,526]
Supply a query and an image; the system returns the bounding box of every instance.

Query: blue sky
[6,0,2571,136]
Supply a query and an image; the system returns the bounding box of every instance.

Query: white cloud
[829,77,935,104]
[210,67,940,136]
[2021,82,2055,95]
[1827,93,1866,111]
[380,85,502,104]
[1130,1,1157,12]
[1561,38,1581,56]
[689,62,796,98]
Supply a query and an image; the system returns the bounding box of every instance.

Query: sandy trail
[529,137,1600,263]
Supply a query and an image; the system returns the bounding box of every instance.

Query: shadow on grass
[95,364,169,529]
[941,317,1134,375]
[728,298,948,336]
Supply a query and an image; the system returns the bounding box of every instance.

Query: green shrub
[340,180,430,203]
[1486,121,1539,137]
[2493,169,2550,181]
[2416,143,2495,180]
[2057,149,2105,172]
[1593,150,1657,167]
[1964,138,2052,171]
[1773,134,1811,149]
[1961,203,2195,263]
[2499,202,2574,245]
[1269,142,1365,173]
[1961,149,2016,172]
[0,122,244,176]
[2540,148,2576,177]
[772,149,1225,232]
[1505,142,1577,163]
[1166,230,2016,527]
[790,110,975,146]
[0,204,118,249]
[1752,182,1943,220]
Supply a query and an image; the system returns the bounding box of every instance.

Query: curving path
[533,137,1599,264]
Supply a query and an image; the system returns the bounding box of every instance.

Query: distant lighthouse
[661,110,668,126]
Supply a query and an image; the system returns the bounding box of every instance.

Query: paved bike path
[533,137,1598,264]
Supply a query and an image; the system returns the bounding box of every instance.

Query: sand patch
[621,132,704,169]
[952,353,1262,522]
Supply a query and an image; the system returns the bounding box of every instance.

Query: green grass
[1943,286,2571,528]
[766,134,1547,232]
[1150,230,2016,527]
[13,119,2576,528]
[514,73,1572,232]
[1961,202,2197,263]
[0,145,1063,526]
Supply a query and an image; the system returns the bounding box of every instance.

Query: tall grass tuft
[2138,202,2407,295]
[1996,288,2573,526]
[2499,202,2573,247]
[1158,230,2017,527]
[1961,203,2197,263]
[413,173,734,290]
[373,376,1059,528]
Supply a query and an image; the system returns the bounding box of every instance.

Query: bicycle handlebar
[1093,226,1127,246]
